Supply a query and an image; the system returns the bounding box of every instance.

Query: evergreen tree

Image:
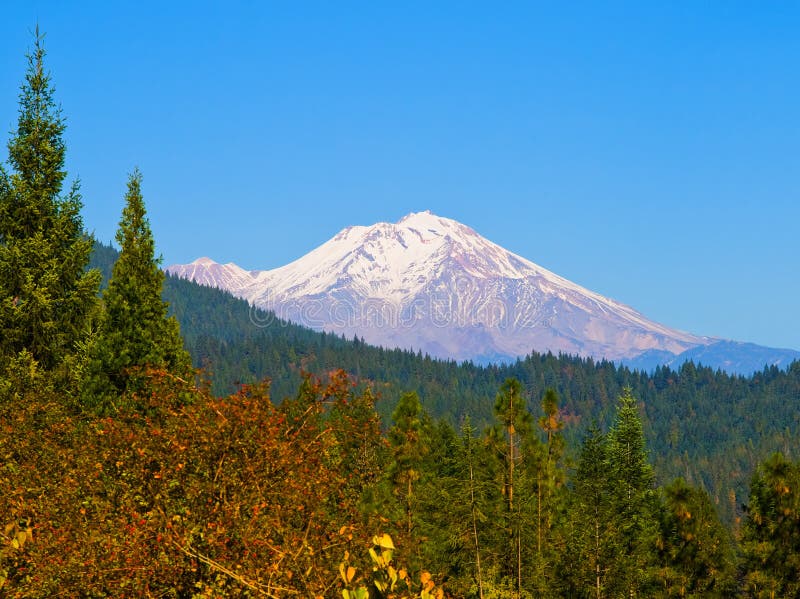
[459,417,490,599]
[656,477,737,597]
[82,170,190,409]
[0,28,100,394]
[605,387,659,596]
[563,424,617,598]
[535,387,566,596]
[415,418,471,588]
[741,452,800,597]
[387,391,430,562]
[490,377,541,597]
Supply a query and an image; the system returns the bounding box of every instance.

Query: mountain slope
[95,239,800,526]
[168,210,710,363]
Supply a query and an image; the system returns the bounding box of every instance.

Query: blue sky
[2,2,798,350]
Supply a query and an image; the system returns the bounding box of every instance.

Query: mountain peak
[397,210,465,233]
[398,209,436,224]
[168,212,710,363]
[193,256,218,265]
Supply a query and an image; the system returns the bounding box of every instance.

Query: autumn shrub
[0,369,387,597]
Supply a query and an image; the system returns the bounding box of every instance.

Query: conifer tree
[741,452,800,597]
[606,387,658,596]
[490,377,540,596]
[564,424,617,598]
[0,29,100,392]
[82,170,190,409]
[459,417,489,599]
[534,388,566,596]
[387,391,430,559]
[657,477,736,597]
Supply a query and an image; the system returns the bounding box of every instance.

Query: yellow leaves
[339,562,356,584]
[343,533,443,599]
[386,565,398,587]
[373,532,395,550]
[4,519,33,551]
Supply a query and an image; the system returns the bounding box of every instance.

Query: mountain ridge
[167,211,796,374]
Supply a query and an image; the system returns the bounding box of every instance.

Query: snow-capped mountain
[167,210,717,364]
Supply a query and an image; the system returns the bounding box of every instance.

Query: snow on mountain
[167,257,260,291]
[166,211,711,363]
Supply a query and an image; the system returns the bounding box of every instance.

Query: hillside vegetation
[151,262,800,527]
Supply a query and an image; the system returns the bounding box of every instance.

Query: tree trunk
[468,458,484,599]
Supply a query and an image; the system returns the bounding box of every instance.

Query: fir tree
[565,424,617,599]
[606,387,659,596]
[0,28,100,393]
[82,169,190,410]
[535,388,566,596]
[387,391,430,559]
[490,377,540,596]
[741,452,800,597]
[657,477,737,597]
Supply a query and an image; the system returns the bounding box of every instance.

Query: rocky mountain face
[167,211,719,364]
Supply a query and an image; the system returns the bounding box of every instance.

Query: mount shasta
[167,211,799,374]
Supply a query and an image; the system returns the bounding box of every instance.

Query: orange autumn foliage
[0,368,387,597]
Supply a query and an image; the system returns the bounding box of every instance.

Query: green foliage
[134,263,800,529]
[563,424,617,597]
[82,170,191,411]
[656,477,737,597]
[741,452,800,597]
[562,391,662,597]
[386,392,430,563]
[605,388,659,596]
[0,28,100,394]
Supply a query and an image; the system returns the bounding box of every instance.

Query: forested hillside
[128,252,800,526]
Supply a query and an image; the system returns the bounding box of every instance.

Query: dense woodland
[144,263,800,530]
[3,33,800,597]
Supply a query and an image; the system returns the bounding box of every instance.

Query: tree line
[143,265,800,529]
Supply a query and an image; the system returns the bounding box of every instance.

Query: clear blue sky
[2,2,798,350]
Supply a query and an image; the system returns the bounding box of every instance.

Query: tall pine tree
[563,424,617,598]
[657,477,736,597]
[606,387,659,596]
[490,377,541,597]
[82,169,190,410]
[387,390,430,563]
[0,28,100,394]
[741,452,800,597]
